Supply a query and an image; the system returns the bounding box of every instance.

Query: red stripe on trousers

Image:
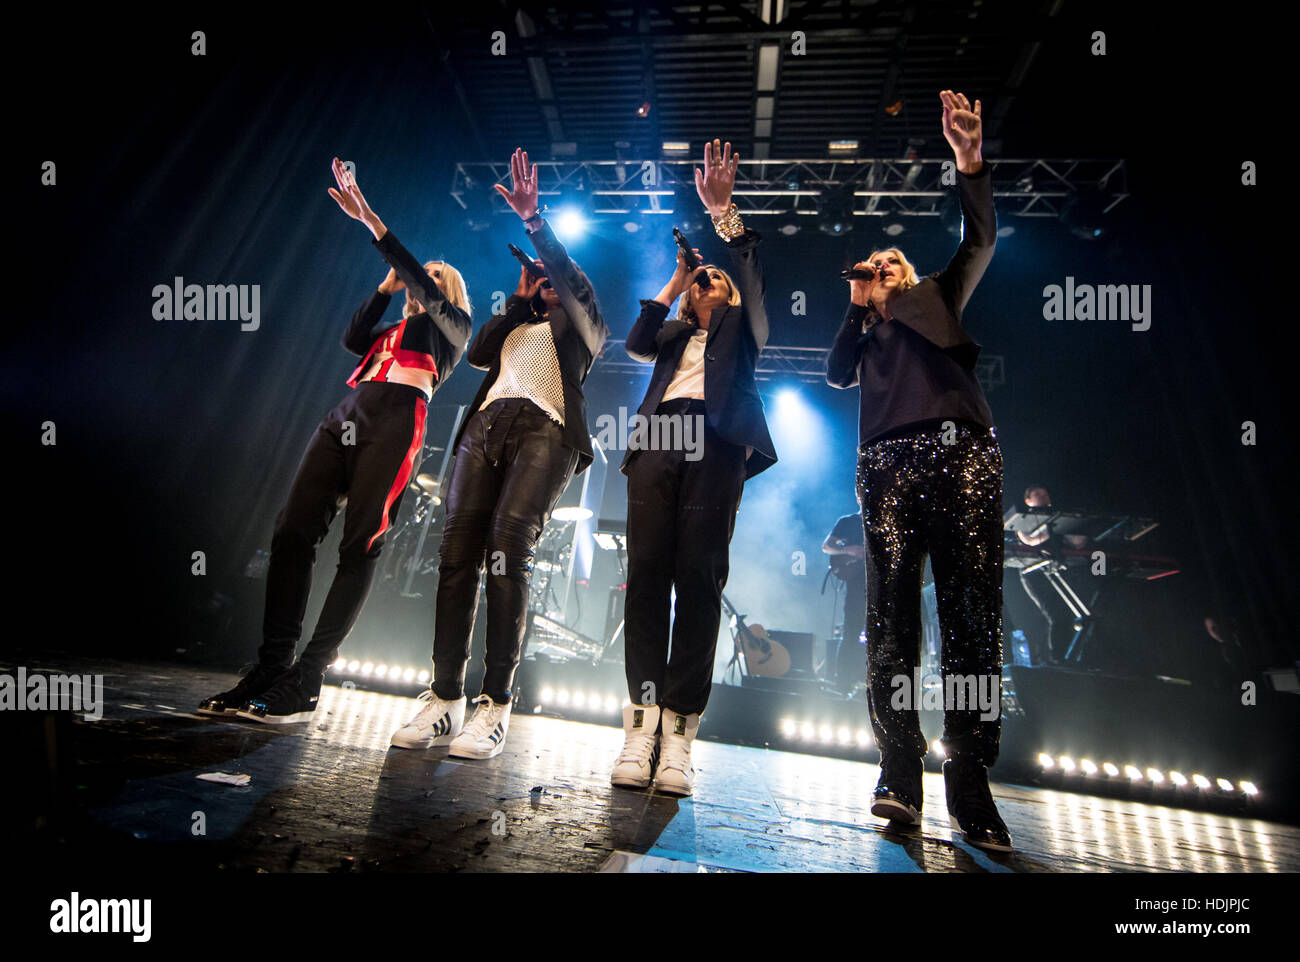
[367,396,427,551]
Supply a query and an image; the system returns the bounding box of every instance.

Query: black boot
[943,757,1013,851]
[871,754,923,826]
[198,662,291,716]
[236,664,323,725]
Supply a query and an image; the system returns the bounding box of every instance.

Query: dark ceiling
[427,0,1065,162]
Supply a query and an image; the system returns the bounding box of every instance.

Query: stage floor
[14,658,1300,873]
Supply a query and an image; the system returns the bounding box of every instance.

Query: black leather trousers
[431,398,578,703]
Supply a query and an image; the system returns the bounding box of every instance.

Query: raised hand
[939,90,983,173]
[378,267,405,295]
[694,139,738,215]
[328,157,387,238]
[494,148,540,221]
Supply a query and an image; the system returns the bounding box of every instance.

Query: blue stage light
[553,207,587,242]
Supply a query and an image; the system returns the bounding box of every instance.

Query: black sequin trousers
[856,422,1004,767]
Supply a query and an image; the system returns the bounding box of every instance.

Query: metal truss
[451,157,1127,221]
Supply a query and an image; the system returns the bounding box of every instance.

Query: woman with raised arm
[197,158,472,724]
[388,147,609,759]
[611,139,777,797]
[826,91,1010,850]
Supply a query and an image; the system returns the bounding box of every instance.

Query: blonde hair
[405,261,472,319]
[865,248,921,292]
[678,264,741,325]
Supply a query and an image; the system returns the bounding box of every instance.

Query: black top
[622,227,777,480]
[341,230,472,390]
[454,219,609,474]
[825,164,996,448]
[831,512,864,546]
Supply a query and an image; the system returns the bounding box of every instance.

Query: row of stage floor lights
[328,659,624,718]
[1037,753,1259,798]
[326,661,1262,805]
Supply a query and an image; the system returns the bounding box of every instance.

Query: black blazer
[453,219,609,474]
[341,230,472,388]
[622,227,777,480]
[826,163,995,385]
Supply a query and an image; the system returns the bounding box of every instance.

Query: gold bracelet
[711,203,745,241]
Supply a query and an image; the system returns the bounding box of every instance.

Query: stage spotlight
[573,691,586,708]
[883,222,905,237]
[1147,768,1164,784]
[1169,771,1188,787]
[780,718,797,737]
[1103,762,1119,777]
[1060,185,1110,240]
[818,186,854,235]
[1125,765,1142,781]
[331,658,346,671]
[374,665,388,678]
[856,729,871,747]
[347,660,361,673]
[623,221,640,233]
[1192,774,1211,790]
[1216,778,1234,792]
[778,219,800,236]
[557,689,571,706]
[931,739,946,758]
[417,670,430,684]
[361,662,374,676]
[1080,759,1098,775]
[637,101,652,118]
[1240,781,1258,796]
[672,182,706,233]
[800,721,815,740]
[403,668,416,683]
[1038,752,1054,769]
[553,207,587,242]
[539,686,555,704]
[818,724,833,743]
[603,696,619,714]
[1059,756,1076,773]
[996,225,1016,238]
[837,727,852,744]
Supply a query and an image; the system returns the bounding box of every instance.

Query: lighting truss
[451,157,1128,220]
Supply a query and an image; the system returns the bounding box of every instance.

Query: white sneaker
[448,694,512,759]
[653,708,699,796]
[390,689,466,749]
[611,704,661,789]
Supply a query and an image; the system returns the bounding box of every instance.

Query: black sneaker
[943,758,1013,852]
[871,754,923,826]
[236,666,322,725]
[197,663,289,716]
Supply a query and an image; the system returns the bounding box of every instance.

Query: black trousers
[624,399,747,716]
[833,565,867,688]
[432,398,578,704]
[1019,568,1075,664]
[857,422,1004,767]
[259,382,427,677]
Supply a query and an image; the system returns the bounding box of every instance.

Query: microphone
[673,226,710,287]
[507,243,548,280]
[840,265,877,281]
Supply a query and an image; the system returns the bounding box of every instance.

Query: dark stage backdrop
[8,6,1294,677]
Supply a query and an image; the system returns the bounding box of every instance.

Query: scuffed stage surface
[10,659,1299,873]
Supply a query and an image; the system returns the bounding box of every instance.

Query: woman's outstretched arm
[932,91,996,318]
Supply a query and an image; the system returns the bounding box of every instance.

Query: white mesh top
[482,319,566,425]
